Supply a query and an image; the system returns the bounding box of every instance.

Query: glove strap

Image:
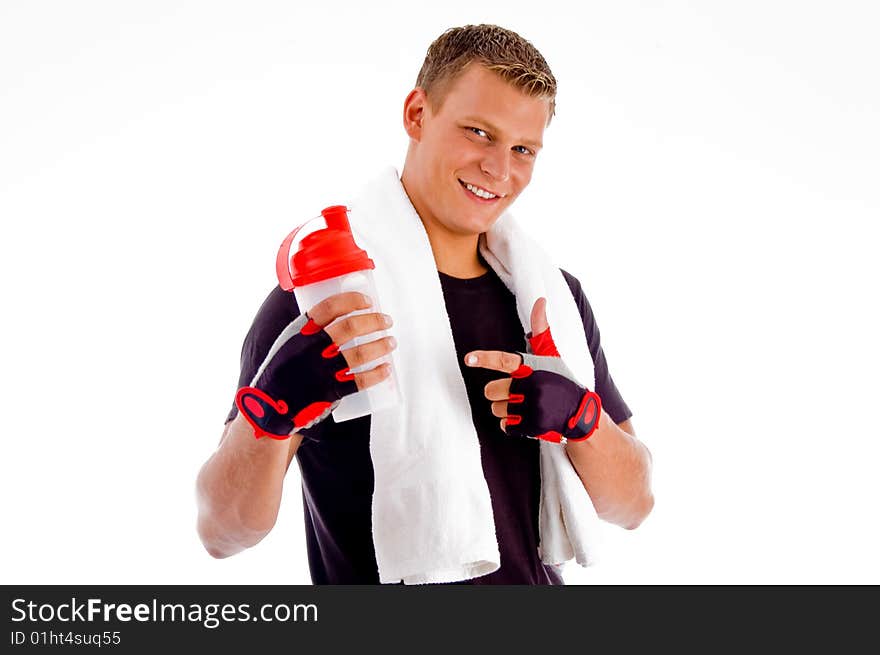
[235,387,294,440]
[564,389,602,443]
[529,391,601,445]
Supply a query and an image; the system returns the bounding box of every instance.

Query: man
[196,24,653,584]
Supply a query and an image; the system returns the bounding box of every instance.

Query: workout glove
[504,328,602,445]
[235,313,358,440]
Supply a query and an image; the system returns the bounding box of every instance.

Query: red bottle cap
[276,206,375,290]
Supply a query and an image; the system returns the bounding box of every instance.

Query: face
[402,63,550,237]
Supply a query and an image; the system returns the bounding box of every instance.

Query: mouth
[458,179,505,204]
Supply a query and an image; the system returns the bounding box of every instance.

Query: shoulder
[560,268,583,297]
[558,268,602,350]
[253,285,301,326]
[241,286,301,353]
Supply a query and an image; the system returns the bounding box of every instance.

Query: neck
[428,231,487,278]
[400,170,488,279]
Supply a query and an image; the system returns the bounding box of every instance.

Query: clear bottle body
[293,269,401,422]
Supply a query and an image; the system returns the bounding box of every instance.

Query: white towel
[346,167,604,584]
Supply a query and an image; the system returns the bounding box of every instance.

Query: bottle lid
[277,206,374,289]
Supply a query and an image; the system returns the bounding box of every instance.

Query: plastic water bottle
[276,205,401,422]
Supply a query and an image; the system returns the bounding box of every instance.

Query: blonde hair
[415,24,557,122]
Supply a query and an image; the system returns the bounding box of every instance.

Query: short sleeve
[224,285,301,424]
[560,269,633,425]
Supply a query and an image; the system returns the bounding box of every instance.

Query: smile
[459,179,504,202]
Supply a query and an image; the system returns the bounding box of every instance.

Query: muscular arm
[476,288,654,531]
[195,289,392,559]
[556,273,653,528]
[564,417,653,529]
[195,416,303,559]
[480,345,655,531]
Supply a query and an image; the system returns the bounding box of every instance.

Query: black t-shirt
[225,264,632,584]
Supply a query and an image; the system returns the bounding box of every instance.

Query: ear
[403,87,428,141]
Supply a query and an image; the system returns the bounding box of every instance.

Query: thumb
[528,297,560,357]
[530,297,549,336]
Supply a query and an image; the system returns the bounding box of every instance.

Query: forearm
[564,412,653,530]
[196,414,301,558]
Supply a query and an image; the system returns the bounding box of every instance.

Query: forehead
[433,64,550,140]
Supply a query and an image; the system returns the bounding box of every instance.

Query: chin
[459,204,503,226]
[450,212,495,235]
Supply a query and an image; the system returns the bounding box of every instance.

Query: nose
[480,147,511,183]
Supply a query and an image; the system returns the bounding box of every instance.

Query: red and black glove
[504,328,602,445]
[235,313,358,440]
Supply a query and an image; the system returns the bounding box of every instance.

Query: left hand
[465,298,601,443]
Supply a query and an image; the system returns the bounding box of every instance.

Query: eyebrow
[462,116,544,150]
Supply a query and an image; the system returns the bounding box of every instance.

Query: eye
[513,145,535,156]
[467,127,489,139]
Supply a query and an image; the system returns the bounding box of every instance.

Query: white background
[1,0,878,584]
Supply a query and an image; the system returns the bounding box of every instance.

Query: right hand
[236,292,396,440]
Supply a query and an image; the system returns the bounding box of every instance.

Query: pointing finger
[464,350,523,374]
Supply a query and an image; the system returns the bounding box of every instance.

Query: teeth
[465,182,497,199]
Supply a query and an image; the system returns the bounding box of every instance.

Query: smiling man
[401,63,547,276]
[197,24,653,584]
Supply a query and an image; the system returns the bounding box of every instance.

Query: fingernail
[383,314,393,327]
[388,336,397,348]
[361,293,372,306]
[466,354,478,365]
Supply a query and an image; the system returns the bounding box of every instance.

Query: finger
[527,296,560,356]
[325,312,393,344]
[308,292,373,326]
[491,400,508,419]
[483,378,511,401]
[530,297,549,337]
[352,362,392,392]
[340,335,397,369]
[464,350,522,373]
